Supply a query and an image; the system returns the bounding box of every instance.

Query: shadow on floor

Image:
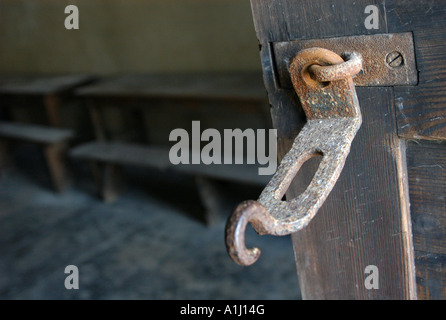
[0,145,301,299]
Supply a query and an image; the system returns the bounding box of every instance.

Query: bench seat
[0,121,74,192]
[0,121,73,144]
[70,141,270,187]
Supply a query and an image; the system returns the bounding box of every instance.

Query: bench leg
[89,161,123,203]
[44,143,71,193]
[44,94,62,127]
[195,176,226,226]
[88,103,107,141]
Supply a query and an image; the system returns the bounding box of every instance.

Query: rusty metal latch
[225,47,363,266]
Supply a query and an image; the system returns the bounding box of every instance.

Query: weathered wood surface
[406,140,446,300]
[250,0,417,299]
[0,74,94,95]
[0,75,88,190]
[0,74,94,127]
[75,72,266,101]
[70,141,172,170]
[387,1,446,140]
[78,73,272,147]
[250,0,387,42]
[71,140,270,224]
[85,97,270,144]
[75,72,272,222]
[0,121,73,144]
[0,121,73,192]
[291,88,414,299]
[70,141,270,186]
[177,162,269,186]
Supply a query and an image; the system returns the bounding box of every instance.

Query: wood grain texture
[79,73,271,147]
[70,141,172,170]
[386,1,446,140]
[70,141,270,186]
[250,0,387,42]
[0,121,73,144]
[406,140,446,299]
[75,73,266,101]
[0,75,94,95]
[291,88,414,299]
[250,0,416,299]
[0,74,95,127]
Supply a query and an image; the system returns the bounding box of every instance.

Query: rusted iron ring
[309,52,363,82]
[225,48,363,267]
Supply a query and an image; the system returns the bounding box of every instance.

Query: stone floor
[0,145,301,300]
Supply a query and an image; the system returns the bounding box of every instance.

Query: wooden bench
[70,141,171,202]
[0,75,94,192]
[0,74,95,127]
[69,141,270,223]
[0,121,74,192]
[72,73,271,223]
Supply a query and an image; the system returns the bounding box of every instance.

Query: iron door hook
[225,47,363,266]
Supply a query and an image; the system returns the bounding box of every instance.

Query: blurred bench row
[0,73,271,224]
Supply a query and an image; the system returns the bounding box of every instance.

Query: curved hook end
[225,200,270,266]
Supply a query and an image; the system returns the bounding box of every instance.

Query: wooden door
[249,0,445,299]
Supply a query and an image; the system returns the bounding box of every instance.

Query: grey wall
[0,0,261,74]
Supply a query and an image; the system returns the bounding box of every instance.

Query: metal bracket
[273,32,418,89]
[225,48,363,266]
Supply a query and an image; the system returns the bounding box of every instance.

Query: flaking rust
[225,48,363,266]
[273,32,418,89]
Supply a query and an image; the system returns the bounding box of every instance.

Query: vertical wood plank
[406,140,446,299]
[250,0,387,42]
[386,0,446,140]
[290,88,415,299]
[249,0,416,299]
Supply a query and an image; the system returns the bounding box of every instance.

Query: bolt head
[386,51,404,68]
